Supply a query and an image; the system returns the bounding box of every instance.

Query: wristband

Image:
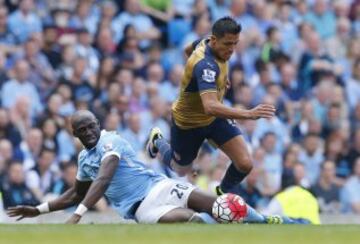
[74,204,88,216]
[36,202,50,214]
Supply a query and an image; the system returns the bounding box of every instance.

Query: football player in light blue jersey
[7,110,308,224]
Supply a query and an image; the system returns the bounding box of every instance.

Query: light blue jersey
[76,130,165,219]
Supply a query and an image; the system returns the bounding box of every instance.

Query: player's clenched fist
[6,206,40,221]
[248,104,276,119]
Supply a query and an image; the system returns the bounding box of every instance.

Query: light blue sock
[154,137,172,168]
[199,212,218,224]
[243,205,266,224]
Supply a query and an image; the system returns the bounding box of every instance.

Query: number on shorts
[171,188,184,199]
[170,184,188,199]
[175,184,189,190]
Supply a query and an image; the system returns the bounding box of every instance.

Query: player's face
[212,33,239,61]
[73,118,101,149]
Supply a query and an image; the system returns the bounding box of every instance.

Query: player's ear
[210,34,217,44]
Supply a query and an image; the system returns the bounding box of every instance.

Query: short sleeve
[76,168,92,181]
[193,59,219,93]
[76,151,92,181]
[99,134,122,161]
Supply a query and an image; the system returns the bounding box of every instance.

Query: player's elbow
[203,102,218,116]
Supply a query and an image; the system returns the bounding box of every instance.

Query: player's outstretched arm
[6,180,92,221]
[65,155,119,224]
[200,92,276,120]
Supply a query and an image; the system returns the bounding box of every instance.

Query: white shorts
[134,178,196,223]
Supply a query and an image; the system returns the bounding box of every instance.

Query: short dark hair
[212,16,241,38]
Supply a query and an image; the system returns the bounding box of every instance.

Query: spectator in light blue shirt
[139,96,170,140]
[181,14,211,50]
[68,0,100,36]
[7,0,42,43]
[298,133,325,185]
[1,59,43,119]
[0,5,19,48]
[345,59,360,111]
[207,0,230,20]
[304,0,336,39]
[260,132,283,195]
[112,0,160,48]
[159,64,183,103]
[341,158,360,213]
[121,113,147,154]
[252,95,290,153]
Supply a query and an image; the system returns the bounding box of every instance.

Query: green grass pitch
[1,224,360,244]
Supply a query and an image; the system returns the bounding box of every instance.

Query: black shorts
[170,118,242,166]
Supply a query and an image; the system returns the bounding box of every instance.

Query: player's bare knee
[234,157,253,173]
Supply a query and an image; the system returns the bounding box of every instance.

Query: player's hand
[65,214,82,224]
[6,206,40,221]
[248,104,276,120]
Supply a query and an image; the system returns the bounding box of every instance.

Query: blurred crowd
[0,0,360,216]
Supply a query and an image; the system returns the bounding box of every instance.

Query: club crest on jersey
[202,69,216,83]
[102,143,113,153]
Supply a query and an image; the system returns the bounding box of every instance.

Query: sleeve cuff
[101,151,121,161]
